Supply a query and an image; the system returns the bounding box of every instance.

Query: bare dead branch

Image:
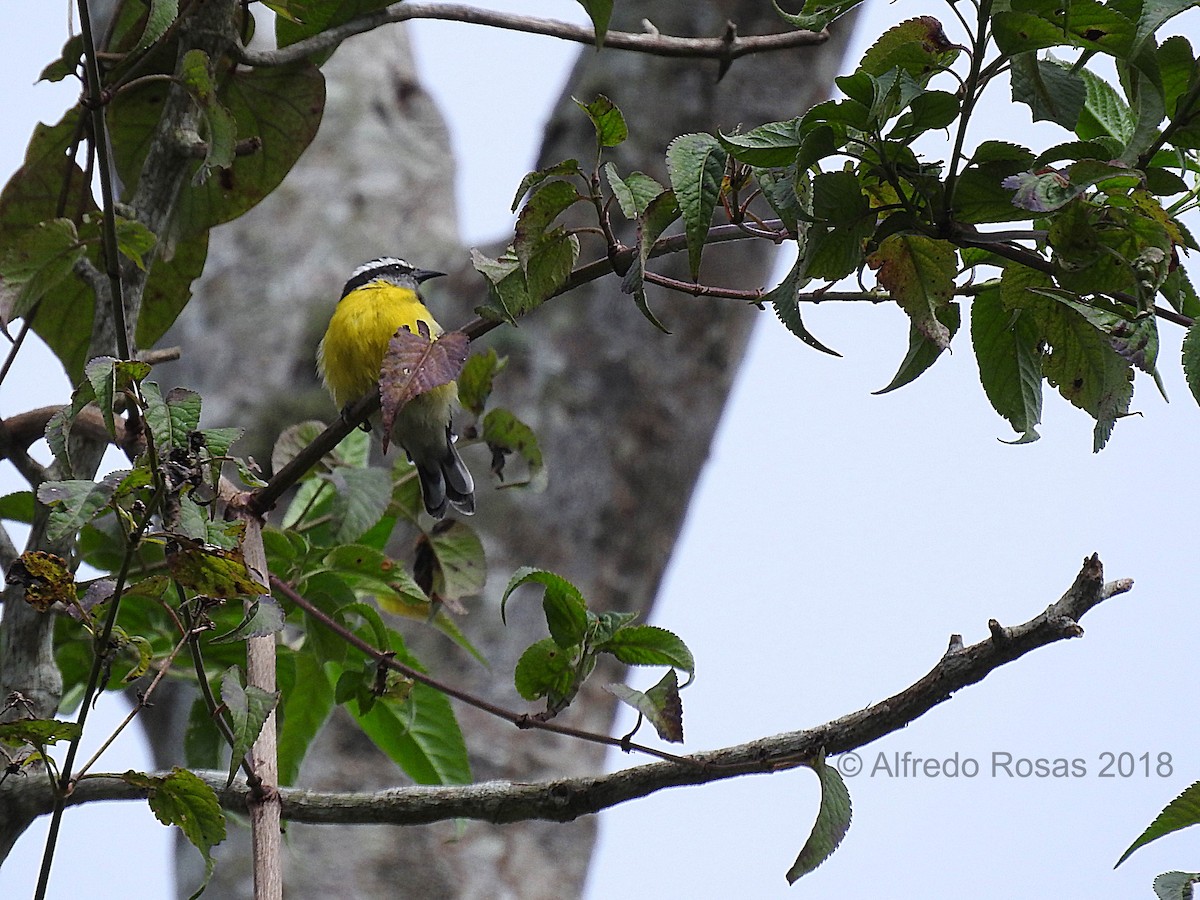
[234,3,826,69]
[8,556,1131,828]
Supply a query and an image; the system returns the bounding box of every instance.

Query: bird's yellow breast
[318,281,443,410]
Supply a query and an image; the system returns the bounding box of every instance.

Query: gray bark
[143,4,858,896]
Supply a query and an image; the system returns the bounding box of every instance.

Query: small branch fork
[234,3,827,69]
[14,555,1131,828]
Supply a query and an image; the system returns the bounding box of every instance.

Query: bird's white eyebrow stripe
[340,258,414,299]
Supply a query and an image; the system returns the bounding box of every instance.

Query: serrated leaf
[868,235,958,350]
[971,286,1043,438]
[1075,67,1135,143]
[606,668,684,743]
[574,95,627,148]
[717,120,802,167]
[771,0,864,32]
[766,254,840,356]
[621,189,681,299]
[457,348,507,416]
[604,165,665,219]
[511,159,583,211]
[1183,324,1200,407]
[130,0,179,54]
[857,16,960,81]
[667,134,727,281]
[1117,780,1200,866]
[0,218,84,331]
[501,566,588,648]
[514,637,577,703]
[1153,872,1200,900]
[1010,54,1087,129]
[210,595,286,644]
[875,301,961,394]
[327,466,393,544]
[787,751,852,883]
[379,328,469,454]
[220,667,279,788]
[39,35,83,83]
[599,624,695,678]
[140,767,225,896]
[37,474,123,542]
[514,180,581,271]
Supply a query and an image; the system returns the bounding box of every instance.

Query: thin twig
[271,577,697,766]
[234,3,826,69]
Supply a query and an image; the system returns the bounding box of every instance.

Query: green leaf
[511,159,583,211]
[0,491,35,524]
[514,180,581,271]
[210,595,286,644]
[621,189,681,303]
[513,637,577,703]
[874,301,961,394]
[134,232,208,351]
[867,235,958,350]
[764,255,841,356]
[166,541,263,600]
[424,520,486,603]
[574,95,627,149]
[575,0,613,48]
[0,218,84,329]
[604,165,665,219]
[1010,54,1087,129]
[1181,323,1200,407]
[481,407,547,490]
[606,668,684,743]
[36,474,122,542]
[786,751,852,883]
[971,286,1043,439]
[277,648,335,786]
[183,697,221,771]
[857,15,960,80]
[110,61,325,238]
[471,248,529,324]
[666,134,727,281]
[0,110,97,379]
[755,165,809,237]
[1001,267,1133,450]
[811,170,868,225]
[1117,779,1200,866]
[599,624,695,678]
[501,566,589,648]
[717,120,802,167]
[771,0,864,32]
[1153,872,1200,900]
[0,718,83,746]
[347,660,471,786]
[1075,68,1135,143]
[327,466,393,544]
[457,348,507,416]
[130,0,179,54]
[140,767,226,896]
[276,0,392,54]
[39,35,83,83]
[219,666,279,788]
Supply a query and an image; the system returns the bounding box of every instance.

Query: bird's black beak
[413,268,447,283]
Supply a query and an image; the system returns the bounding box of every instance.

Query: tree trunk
[143,4,858,896]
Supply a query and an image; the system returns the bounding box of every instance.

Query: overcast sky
[3,2,1199,899]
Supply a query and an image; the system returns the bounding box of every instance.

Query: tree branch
[8,556,1132,828]
[234,3,826,69]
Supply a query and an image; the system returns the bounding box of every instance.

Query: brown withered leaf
[379,325,470,454]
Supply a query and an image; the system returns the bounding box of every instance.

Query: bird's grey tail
[417,427,475,518]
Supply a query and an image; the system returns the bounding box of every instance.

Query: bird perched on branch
[317,257,474,518]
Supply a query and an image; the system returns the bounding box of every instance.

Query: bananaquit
[317,257,475,518]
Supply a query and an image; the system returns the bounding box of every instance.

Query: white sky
[3,2,1199,899]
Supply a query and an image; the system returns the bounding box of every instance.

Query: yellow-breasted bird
[317,257,474,518]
